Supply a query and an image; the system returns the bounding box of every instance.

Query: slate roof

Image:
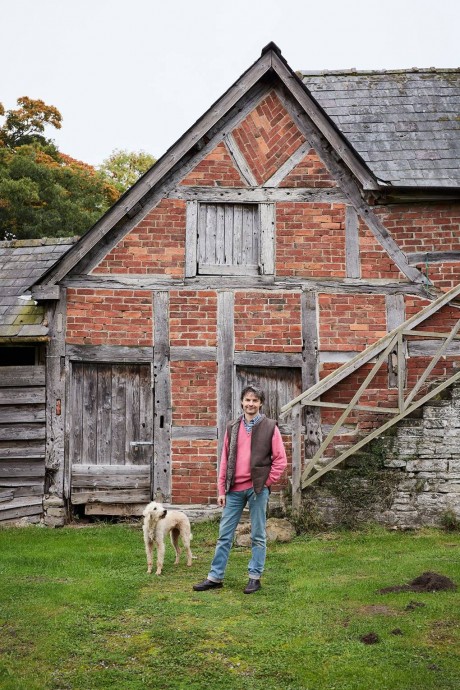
[301,68,460,188]
[0,238,77,339]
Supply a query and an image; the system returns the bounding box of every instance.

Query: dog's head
[143,501,168,521]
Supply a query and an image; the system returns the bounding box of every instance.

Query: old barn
[1,43,460,526]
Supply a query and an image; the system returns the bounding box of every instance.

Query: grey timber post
[291,403,302,515]
[217,292,235,466]
[302,291,321,456]
[345,206,361,279]
[386,294,406,389]
[153,291,172,501]
[293,291,321,514]
[45,289,68,524]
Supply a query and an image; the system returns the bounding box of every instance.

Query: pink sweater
[218,419,287,495]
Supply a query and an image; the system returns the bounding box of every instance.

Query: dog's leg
[144,530,153,574]
[170,528,182,565]
[182,526,193,567]
[155,538,165,575]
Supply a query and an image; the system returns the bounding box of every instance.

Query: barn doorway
[69,362,154,513]
[234,366,302,431]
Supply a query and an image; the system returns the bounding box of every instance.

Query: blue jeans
[208,487,270,582]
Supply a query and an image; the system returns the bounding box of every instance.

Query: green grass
[0,522,459,690]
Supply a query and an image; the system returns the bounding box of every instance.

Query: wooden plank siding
[0,365,46,523]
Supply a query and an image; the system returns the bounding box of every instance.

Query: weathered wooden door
[235,366,302,432]
[69,362,153,511]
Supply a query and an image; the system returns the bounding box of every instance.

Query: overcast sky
[2,0,459,167]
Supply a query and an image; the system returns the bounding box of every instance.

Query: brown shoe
[193,578,223,591]
[243,578,261,594]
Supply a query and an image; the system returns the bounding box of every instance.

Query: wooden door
[69,362,153,508]
[235,366,302,432]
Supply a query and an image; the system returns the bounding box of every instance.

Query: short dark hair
[240,384,265,405]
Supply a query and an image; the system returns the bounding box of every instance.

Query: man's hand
[217,495,226,507]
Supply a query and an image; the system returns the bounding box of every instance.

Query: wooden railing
[280,283,460,513]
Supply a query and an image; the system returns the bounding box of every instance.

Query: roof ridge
[0,237,79,249]
[299,67,460,76]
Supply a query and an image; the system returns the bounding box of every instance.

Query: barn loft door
[198,203,260,275]
[69,362,153,509]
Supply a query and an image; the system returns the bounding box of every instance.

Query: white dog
[142,501,193,575]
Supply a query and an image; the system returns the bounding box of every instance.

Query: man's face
[241,392,262,420]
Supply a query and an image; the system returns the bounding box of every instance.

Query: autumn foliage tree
[0,97,119,240]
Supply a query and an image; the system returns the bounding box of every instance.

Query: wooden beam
[345,206,360,279]
[217,292,234,463]
[408,340,460,356]
[64,272,432,298]
[300,400,398,414]
[171,426,218,440]
[185,201,198,278]
[170,186,348,203]
[66,344,153,362]
[259,203,275,275]
[301,291,322,461]
[234,352,302,367]
[153,292,171,501]
[263,141,312,187]
[224,134,258,186]
[31,286,60,301]
[170,346,217,362]
[407,251,460,266]
[291,404,302,515]
[386,294,406,389]
[45,291,68,503]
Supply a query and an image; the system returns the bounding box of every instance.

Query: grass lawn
[0,521,459,690]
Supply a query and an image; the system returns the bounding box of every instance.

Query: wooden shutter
[198,203,260,275]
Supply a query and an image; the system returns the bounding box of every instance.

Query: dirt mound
[359,632,379,644]
[380,571,456,594]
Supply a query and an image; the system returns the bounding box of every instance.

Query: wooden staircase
[280,283,460,513]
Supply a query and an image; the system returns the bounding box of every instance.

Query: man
[193,384,287,594]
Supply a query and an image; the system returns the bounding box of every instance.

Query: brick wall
[169,290,217,346]
[92,199,186,278]
[276,203,346,277]
[180,142,246,186]
[280,149,337,188]
[359,219,404,280]
[232,91,306,185]
[171,440,218,504]
[318,293,387,351]
[234,291,302,352]
[66,288,153,345]
[375,203,460,289]
[171,361,217,426]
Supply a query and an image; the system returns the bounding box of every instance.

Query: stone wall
[306,385,460,529]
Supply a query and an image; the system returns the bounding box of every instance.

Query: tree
[0,97,62,148]
[0,97,118,240]
[98,149,156,195]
